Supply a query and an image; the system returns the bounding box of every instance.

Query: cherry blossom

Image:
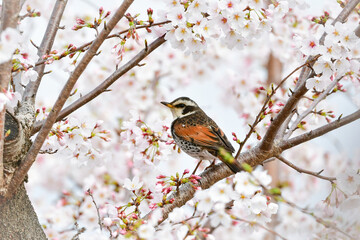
[2,1,359,239]
[123,176,143,191]
[0,28,21,63]
[337,169,360,195]
[306,76,331,92]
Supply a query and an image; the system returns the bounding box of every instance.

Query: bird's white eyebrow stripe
[176,110,197,118]
[171,99,197,107]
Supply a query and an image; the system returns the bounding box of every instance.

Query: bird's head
[161,97,200,118]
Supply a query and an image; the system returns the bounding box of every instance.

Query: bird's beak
[161,101,174,108]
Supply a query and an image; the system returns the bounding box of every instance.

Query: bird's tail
[218,148,243,173]
[223,159,242,173]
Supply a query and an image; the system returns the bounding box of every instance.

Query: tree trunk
[0,183,47,240]
[0,111,46,239]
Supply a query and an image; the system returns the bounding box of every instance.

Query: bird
[161,97,242,174]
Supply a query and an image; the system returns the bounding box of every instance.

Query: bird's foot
[204,160,216,171]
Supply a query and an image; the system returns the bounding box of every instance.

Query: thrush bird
[161,97,241,174]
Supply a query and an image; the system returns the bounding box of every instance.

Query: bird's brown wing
[173,123,241,173]
[173,124,233,153]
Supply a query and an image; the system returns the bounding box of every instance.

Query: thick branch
[22,0,68,104]
[157,147,280,222]
[235,59,313,158]
[0,108,4,187]
[0,0,20,31]
[259,80,309,151]
[280,109,360,150]
[4,0,135,200]
[147,0,360,225]
[276,155,336,181]
[31,36,166,134]
[156,109,360,223]
[260,0,360,151]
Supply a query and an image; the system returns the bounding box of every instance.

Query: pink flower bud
[76,18,85,25]
[183,169,190,175]
[190,174,201,180]
[149,203,158,210]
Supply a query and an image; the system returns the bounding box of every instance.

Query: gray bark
[1,110,45,239]
[0,183,47,240]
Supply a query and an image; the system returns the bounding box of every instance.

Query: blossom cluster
[162,0,283,55]
[39,116,111,166]
[0,28,21,64]
[197,169,278,230]
[121,110,176,166]
[100,168,277,239]
[301,21,360,91]
[13,0,360,239]
[0,89,21,112]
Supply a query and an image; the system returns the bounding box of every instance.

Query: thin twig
[70,222,86,240]
[285,76,343,139]
[283,199,356,240]
[234,217,288,240]
[22,0,68,105]
[87,189,102,231]
[280,109,360,151]
[276,155,336,181]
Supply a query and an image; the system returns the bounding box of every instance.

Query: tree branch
[145,0,360,225]
[259,0,360,152]
[0,0,21,188]
[259,77,310,151]
[234,59,315,158]
[280,109,360,151]
[285,76,342,139]
[282,198,356,240]
[31,35,166,134]
[87,189,102,231]
[276,155,336,181]
[0,108,5,187]
[4,0,135,200]
[22,0,68,105]
[234,217,288,240]
[156,146,280,222]
[15,21,170,72]
[150,110,360,224]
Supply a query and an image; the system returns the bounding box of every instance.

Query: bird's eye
[175,103,186,108]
